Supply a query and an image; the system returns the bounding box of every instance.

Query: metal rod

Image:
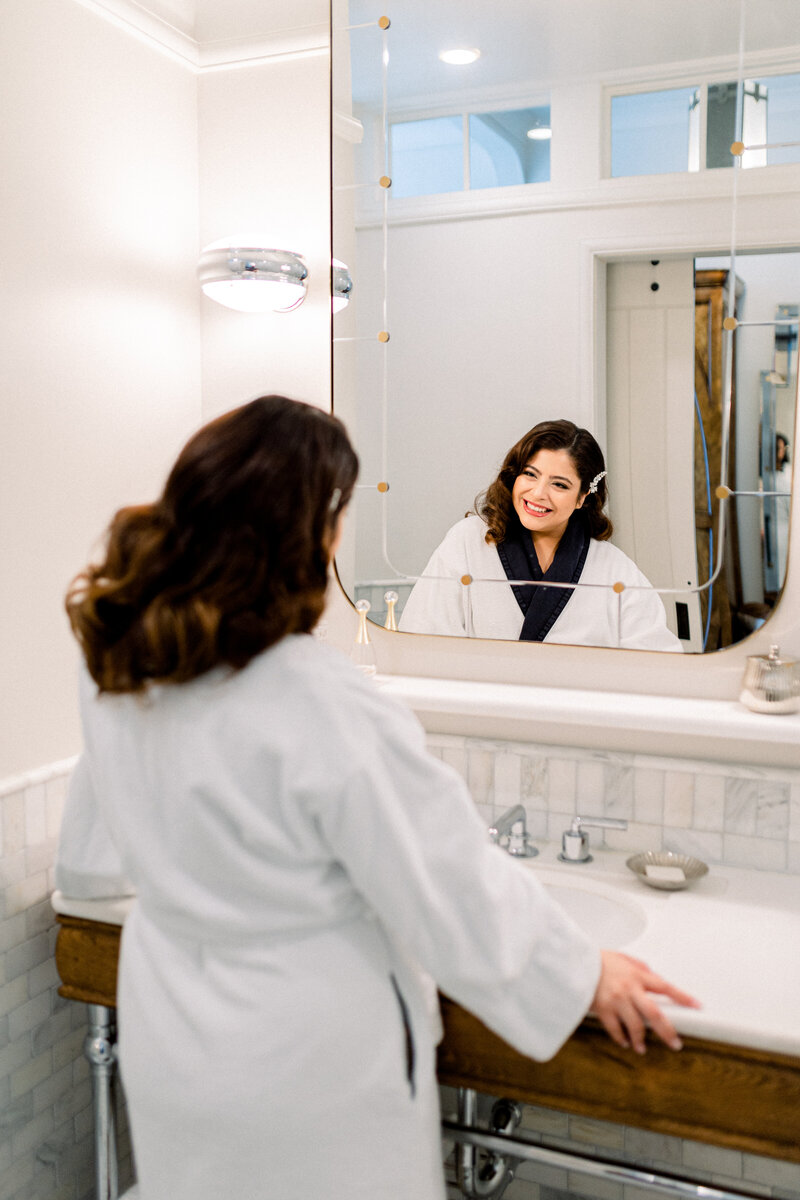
[455,1091,519,1198]
[730,490,792,497]
[84,1004,119,1200]
[442,1119,768,1200]
[730,319,800,329]
[332,335,387,343]
[741,140,800,152]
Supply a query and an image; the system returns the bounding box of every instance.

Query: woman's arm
[398,524,471,636]
[307,689,696,1060]
[619,577,684,652]
[54,754,135,900]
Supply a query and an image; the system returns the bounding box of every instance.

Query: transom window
[389,104,551,200]
[610,72,800,178]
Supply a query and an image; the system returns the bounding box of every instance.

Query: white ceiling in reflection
[118,1,800,79]
[345,0,800,107]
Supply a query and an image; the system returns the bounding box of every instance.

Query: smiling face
[511,448,587,542]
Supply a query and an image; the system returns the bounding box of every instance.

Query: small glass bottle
[350,599,377,677]
[384,590,399,631]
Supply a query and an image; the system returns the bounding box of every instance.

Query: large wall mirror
[332,0,800,656]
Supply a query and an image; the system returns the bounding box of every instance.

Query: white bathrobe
[400,514,683,651]
[55,636,600,1200]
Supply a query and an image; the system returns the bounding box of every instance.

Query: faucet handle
[558,815,628,864]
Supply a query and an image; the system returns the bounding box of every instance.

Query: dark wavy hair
[66,395,359,693]
[477,419,613,544]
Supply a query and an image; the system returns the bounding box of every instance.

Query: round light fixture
[198,238,308,313]
[526,127,552,140]
[438,48,480,65]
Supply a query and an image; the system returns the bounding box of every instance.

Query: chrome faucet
[489,805,538,859]
[558,815,627,863]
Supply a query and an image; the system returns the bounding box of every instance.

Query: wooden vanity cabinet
[437,997,800,1166]
[55,915,800,1166]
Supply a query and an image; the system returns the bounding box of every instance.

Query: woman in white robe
[55,396,695,1200]
[400,420,682,652]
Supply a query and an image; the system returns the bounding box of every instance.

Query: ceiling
[135,0,327,47]
[343,0,800,109]
[128,1,800,99]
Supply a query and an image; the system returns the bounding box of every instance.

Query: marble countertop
[375,673,800,767]
[51,846,800,1058]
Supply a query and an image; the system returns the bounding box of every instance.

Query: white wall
[198,51,332,419]
[0,0,334,781]
[0,0,202,778]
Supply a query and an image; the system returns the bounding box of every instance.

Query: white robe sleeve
[305,697,601,1062]
[399,527,470,636]
[616,559,684,653]
[619,587,684,652]
[54,754,136,900]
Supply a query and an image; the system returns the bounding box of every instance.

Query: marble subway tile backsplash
[0,759,134,1200]
[426,734,800,874]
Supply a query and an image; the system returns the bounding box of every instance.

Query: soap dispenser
[740,645,800,714]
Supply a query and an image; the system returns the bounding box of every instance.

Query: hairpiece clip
[328,487,342,513]
[588,470,607,495]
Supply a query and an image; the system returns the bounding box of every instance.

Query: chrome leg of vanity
[84,1004,119,1200]
[446,1096,766,1200]
[455,1088,521,1198]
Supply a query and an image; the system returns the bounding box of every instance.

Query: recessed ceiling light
[526,127,552,140]
[439,48,480,66]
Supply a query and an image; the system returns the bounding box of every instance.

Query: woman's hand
[590,950,701,1054]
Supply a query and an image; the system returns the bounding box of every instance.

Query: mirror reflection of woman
[401,420,682,651]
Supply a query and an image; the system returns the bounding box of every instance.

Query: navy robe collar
[496,514,591,642]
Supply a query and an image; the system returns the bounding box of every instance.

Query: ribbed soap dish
[626,851,708,891]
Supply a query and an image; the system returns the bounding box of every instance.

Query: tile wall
[0,760,133,1200]
[425,733,800,874]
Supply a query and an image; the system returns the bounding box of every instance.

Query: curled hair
[478,419,613,544]
[66,396,359,693]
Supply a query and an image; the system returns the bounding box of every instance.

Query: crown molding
[72,0,329,71]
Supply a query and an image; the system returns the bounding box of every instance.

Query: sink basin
[542,881,646,948]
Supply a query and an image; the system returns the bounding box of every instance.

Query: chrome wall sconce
[198,238,308,312]
[332,259,353,313]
